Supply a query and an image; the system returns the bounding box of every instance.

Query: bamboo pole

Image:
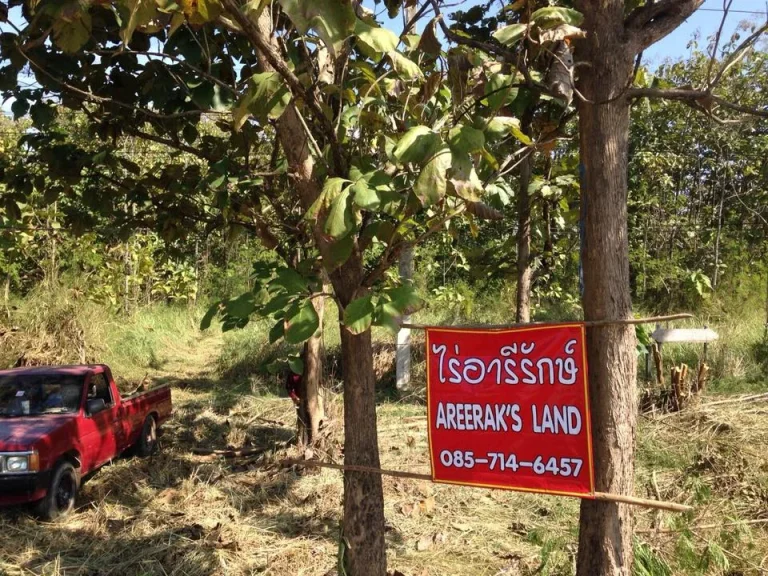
[281,459,693,512]
[399,313,694,331]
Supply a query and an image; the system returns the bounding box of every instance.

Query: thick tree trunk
[574,3,637,574]
[298,294,325,445]
[516,153,532,323]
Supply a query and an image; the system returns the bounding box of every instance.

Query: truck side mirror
[87,398,106,415]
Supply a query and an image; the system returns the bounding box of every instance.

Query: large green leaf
[484,116,531,145]
[53,11,92,53]
[326,233,355,269]
[385,284,423,315]
[306,177,350,219]
[354,19,398,53]
[388,51,423,80]
[234,72,291,130]
[288,355,304,375]
[343,294,374,334]
[492,23,527,46]
[486,72,519,110]
[116,0,155,46]
[374,300,401,334]
[269,319,285,343]
[448,153,484,201]
[393,126,442,165]
[284,299,320,343]
[448,125,485,155]
[197,0,222,22]
[272,268,309,296]
[530,7,584,28]
[225,292,257,318]
[414,147,451,206]
[324,185,355,238]
[351,178,380,210]
[279,0,357,54]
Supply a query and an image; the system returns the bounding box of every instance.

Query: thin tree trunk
[516,153,532,323]
[712,186,725,290]
[396,246,413,391]
[542,199,553,275]
[575,2,637,574]
[298,294,325,445]
[249,11,387,574]
[3,275,9,319]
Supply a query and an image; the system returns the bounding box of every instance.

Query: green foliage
[633,539,672,576]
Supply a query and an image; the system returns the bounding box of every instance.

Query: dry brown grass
[1,332,767,576]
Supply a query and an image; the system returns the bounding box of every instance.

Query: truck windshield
[0,375,83,416]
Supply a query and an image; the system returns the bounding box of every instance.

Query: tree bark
[247,10,387,574]
[298,294,325,445]
[516,153,532,323]
[339,324,386,575]
[574,2,638,574]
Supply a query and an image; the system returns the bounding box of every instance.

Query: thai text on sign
[426,324,595,497]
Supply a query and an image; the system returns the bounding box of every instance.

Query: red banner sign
[426,324,595,497]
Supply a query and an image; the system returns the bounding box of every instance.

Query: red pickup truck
[0,364,171,519]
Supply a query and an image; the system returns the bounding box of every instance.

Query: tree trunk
[516,153,532,323]
[712,185,725,290]
[248,10,387,573]
[298,294,325,446]
[396,246,413,391]
[339,324,386,575]
[574,3,637,574]
[3,275,9,319]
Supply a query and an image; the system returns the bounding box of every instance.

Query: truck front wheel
[135,415,157,457]
[36,461,79,521]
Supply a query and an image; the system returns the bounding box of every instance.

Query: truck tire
[36,461,79,521]
[135,415,157,457]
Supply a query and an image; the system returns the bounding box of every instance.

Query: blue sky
[2,0,766,115]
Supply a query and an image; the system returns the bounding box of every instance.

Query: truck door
[80,372,122,469]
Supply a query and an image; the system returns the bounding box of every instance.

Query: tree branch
[626,0,705,52]
[709,20,768,89]
[124,128,213,159]
[218,0,347,176]
[705,0,732,85]
[628,87,768,119]
[88,50,237,94]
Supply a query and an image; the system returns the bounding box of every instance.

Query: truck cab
[0,365,171,519]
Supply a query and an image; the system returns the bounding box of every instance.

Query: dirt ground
[1,333,767,576]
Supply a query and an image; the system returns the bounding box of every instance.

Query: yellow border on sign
[425,323,596,498]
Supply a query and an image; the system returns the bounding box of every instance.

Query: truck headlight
[6,456,29,472]
[1,451,38,473]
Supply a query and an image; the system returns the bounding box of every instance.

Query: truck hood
[0,415,75,451]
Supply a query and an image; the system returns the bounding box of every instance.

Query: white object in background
[651,327,719,344]
[396,246,414,391]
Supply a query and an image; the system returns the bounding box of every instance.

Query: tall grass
[0,286,202,383]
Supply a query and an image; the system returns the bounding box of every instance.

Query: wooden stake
[280,459,693,512]
[399,313,693,331]
[652,342,664,386]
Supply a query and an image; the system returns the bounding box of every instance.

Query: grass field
[1,299,767,575]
